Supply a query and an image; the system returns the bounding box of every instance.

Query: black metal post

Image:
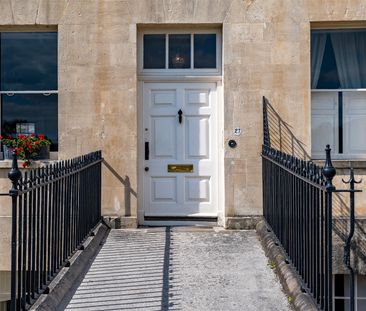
[323,145,336,311]
[342,168,361,311]
[8,152,21,311]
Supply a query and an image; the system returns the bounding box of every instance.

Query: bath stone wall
[0,0,364,248]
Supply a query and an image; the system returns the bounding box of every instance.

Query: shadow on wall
[264,97,311,161]
[102,160,137,218]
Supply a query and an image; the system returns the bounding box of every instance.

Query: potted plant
[0,134,52,167]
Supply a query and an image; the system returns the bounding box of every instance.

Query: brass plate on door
[168,164,193,173]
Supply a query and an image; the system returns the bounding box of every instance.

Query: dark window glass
[316,35,341,89]
[143,34,166,69]
[334,274,345,296]
[0,32,57,91]
[335,299,349,311]
[1,94,58,151]
[312,29,366,89]
[169,34,191,69]
[194,34,216,69]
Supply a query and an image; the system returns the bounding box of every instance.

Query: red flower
[29,134,35,137]
[38,134,45,140]
[22,161,30,168]
[0,136,3,140]
[34,141,40,145]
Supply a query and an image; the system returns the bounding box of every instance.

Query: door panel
[151,177,177,202]
[143,82,218,217]
[185,116,210,159]
[152,117,177,158]
[185,177,211,202]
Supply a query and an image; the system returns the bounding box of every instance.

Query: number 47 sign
[234,128,241,136]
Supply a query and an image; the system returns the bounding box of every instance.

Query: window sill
[0,152,58,169]
[0,159,58,169]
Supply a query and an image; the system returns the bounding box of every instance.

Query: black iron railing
[7,151,102,311]
[262,97,361,311]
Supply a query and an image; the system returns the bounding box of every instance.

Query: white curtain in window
[311,33,327,89]
[356,32,366,87]
[331,32,361,88]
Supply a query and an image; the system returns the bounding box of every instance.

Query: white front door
[142,82,218,217]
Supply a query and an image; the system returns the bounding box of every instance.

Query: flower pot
[32,145,50,160]
[3,145,15,160]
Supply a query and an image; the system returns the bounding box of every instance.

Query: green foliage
[0,134,51,167]
[268,261,277,269]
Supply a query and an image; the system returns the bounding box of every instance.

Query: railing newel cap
[323,144,336,191]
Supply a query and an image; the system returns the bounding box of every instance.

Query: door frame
[137,76,225,226]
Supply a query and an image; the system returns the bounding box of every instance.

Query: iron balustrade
[262,97,362,311]
[6,151,102,311]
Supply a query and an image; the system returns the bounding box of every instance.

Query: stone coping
[256,220,318,311]
[313,160,366,169]
[30,222,109,311]
[0,160,58,169]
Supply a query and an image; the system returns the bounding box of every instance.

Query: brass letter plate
[168,164,193,173]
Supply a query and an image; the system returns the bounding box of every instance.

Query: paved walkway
[64,228,291,311]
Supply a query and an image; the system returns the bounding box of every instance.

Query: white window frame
[311,89,366,160]
[138,28,222,77]
[333,274,366,311]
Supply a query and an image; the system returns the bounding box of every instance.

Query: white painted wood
[311,91,366,159]
[142,82,218,217]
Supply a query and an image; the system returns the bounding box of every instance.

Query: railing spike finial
[323,144,336,191]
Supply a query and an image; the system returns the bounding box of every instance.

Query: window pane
[0,32,57,91]
[143,34,166,69]
[343,92,366,154]
[194,34,216,69]
[315,35,341,89]
[335,299,350,311]
[311,92,338,157]
[358,299,366,310]
[169,34,190,69]
[358,276,366,297]
[312,29,366,89]
[1,94,58,151]
[335,274,345,297]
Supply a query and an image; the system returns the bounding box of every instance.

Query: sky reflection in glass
[194,34,216,69]
[169,34,191,69]
[143,34,166,69]
[0,32,57,91]
[1,94,58,151]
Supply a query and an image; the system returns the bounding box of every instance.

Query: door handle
[145,142,149,160]
[178,109,183,124]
